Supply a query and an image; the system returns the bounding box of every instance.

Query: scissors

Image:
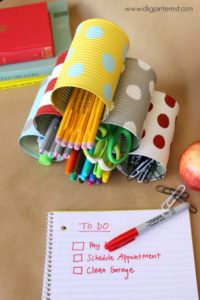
[83,124,133,171]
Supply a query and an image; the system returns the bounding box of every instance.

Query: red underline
[78,230,111,232]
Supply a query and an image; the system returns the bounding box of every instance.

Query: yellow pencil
[74,93,94,150]
[87,98,105,149]
[73,113,88,150]
[55,88,78,142]
[61,89,84,146]
[81,95,100,148]
[61,110,78,147]
[67,91,89,148]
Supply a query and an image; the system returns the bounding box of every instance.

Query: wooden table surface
[0,0,200,299]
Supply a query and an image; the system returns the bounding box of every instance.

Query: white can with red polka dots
[118,91,179,181]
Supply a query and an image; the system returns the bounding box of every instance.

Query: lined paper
[42,210,199,300]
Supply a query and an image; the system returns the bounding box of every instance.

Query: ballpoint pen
[104,202,190,252]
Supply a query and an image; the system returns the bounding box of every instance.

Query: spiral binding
[42,212,54,300]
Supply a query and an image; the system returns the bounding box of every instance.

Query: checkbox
[73,254,83,262]
[72,242,85,251]
[73,266,83,275]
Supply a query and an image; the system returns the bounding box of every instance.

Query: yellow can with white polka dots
[51,18,129,115]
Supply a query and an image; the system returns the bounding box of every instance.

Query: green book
[0,1,71,81]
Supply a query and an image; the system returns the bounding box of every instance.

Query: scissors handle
[107,127,132,165]
[96,124,112,141]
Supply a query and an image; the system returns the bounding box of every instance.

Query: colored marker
[95,178,102,185]
[87,178,94,186]
[65,149,79,175]
[105,202,190,252]
[39,117,61,153]
[93,162,103,179]
[53,143,65,159]
[87,171,96,186]
[78,148,95,182]
[63,147,72,159]
[39,153,53,166]
[48,140,57,158]
[89,173,96,183]
[70,149,85,181]
[102,169,112,183]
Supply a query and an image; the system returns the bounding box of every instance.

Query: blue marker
[78,148,95,182]
[87,171,96,186]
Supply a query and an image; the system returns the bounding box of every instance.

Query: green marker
[39,153,53,166]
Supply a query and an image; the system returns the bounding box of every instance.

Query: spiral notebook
[42,209,198,300]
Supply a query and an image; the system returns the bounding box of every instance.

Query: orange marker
[65,149,79,175]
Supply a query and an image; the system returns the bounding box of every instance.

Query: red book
[0,2,55,65]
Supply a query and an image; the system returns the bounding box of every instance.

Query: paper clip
[127,155,164,182]
[157,184,197,214]
[160,184,187,209]
[156,185,189,201]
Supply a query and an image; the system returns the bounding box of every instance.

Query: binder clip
[156,184,197,214]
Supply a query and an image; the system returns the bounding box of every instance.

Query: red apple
[179,141,200,191]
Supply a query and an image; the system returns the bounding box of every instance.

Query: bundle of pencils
[38,118,112,182]
[38,117,73,164]
[55,88,105,150]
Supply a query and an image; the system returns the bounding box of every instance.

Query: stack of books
[0,1,71,89]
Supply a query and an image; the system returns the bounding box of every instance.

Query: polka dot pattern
[153,135,165,149]
[123,44,129,60]
[46,78,57,92]
[86,25,104,39]
[148,102,153,112]
[126,91,179,180]
[52,19,129,114]
[103,83,112,100]
[138,60,151,71]
[165,95,176,107]
[123,121,137,134]
[157,114,169,128]
[67,64,84,77]
[141,129,146,139]
[126,85,142,100]
[65,48,74,61]
[149,81,154,96]
[102,54,115,72]
[76,23,83,34]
